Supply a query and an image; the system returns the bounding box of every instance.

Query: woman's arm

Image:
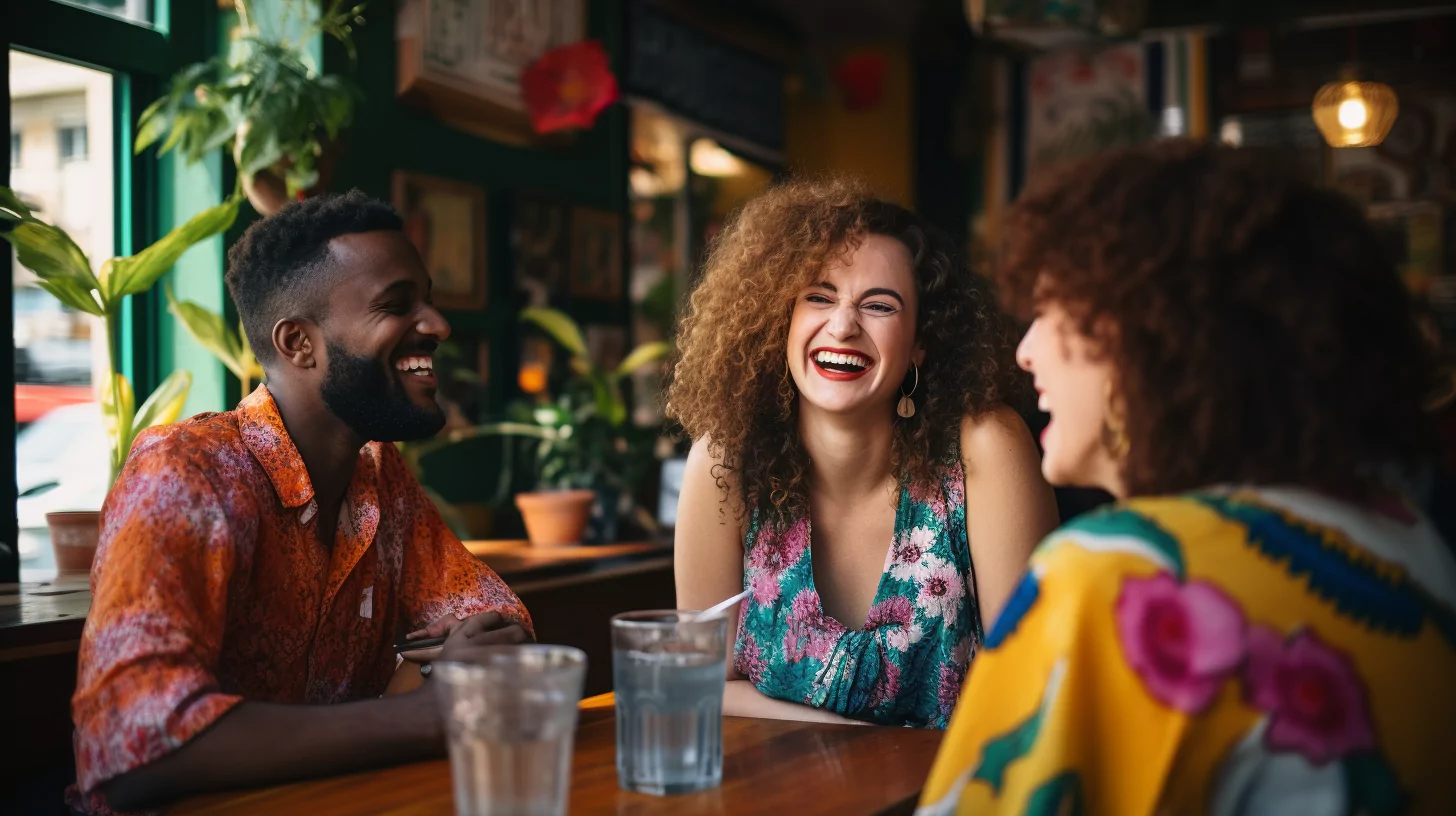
[961,406,1060,627]
[674,438,864,725]
[724,681,866,724]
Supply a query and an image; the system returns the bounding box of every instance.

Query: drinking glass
[433,646,587,816]
[611,610,728,795]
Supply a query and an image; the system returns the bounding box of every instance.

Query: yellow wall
[785,44,914,207]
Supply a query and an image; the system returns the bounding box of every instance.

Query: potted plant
[401,308,670,546]
[1,188,241,574]
[135,0,366,215]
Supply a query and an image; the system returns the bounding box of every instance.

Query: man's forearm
[100,687,444,812]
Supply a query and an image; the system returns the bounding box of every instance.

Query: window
[8,131,17,168]
[9,51,115,581]
[57,125,88,162]
[53,0,152,25]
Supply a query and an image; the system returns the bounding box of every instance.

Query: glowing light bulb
[1337,97,1368,129]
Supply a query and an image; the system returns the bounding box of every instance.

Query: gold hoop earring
[897,363,919,419]
[1102,383,1129,460]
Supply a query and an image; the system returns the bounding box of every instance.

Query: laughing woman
[669,178,1057,728]
[919,141,1456,814]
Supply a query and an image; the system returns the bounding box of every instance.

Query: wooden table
[173,695,944,815]
[0,543,674,798]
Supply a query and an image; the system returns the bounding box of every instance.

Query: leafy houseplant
[402,308,670,546]
[2,187,241,572]
[135,0,366,215]
[166,286,265,394]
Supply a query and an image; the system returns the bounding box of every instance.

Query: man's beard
[319,340,445,442]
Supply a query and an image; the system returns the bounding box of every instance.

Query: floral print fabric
[735,463,979,729]
[918,487,1456,815]
[71,386,531,800]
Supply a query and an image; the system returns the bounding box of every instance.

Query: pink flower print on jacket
[747,517,810,604]
[889,526,936,582]
[914,554,967,621]
[784,588,844,663]
[1243,625,1376,765]
[1115,573,1247,713]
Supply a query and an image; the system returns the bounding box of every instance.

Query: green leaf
[166,286,252,381]
[520,307,588,359]
[134,95,174,154]
[132,370,193,435]
[0,186,33,221]
[109,196,240,300]
[101,373,137,483]
[2,218,99,291]
[33,279,103,317]
[615,341,672,378]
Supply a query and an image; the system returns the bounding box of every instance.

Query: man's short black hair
[225,189,403,364]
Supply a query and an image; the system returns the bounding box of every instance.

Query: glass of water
[433,646,587,816]
[611,610,728,795]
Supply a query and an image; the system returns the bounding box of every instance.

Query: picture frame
[396,0,586,145]
[392,171,488,311]
[512,191,572,306]
[569,206,624,301]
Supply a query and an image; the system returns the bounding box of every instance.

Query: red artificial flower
[521,40,621,135]
[832,52,887,111]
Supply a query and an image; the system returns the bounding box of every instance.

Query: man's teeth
[394,356,434,376]
[814,351,869,368]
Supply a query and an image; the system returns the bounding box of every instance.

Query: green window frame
[2,0,231,583]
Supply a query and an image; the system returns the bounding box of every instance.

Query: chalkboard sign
[625,0,784,155]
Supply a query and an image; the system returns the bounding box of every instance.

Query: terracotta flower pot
[46,510,101,577]
[239,137,342,216]
[514,490,595,547]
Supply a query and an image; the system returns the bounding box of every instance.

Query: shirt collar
[237,385,316,509]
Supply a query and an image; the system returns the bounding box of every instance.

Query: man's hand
[400,611,530,663]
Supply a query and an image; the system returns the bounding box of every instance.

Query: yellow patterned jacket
[918,487,1456,816]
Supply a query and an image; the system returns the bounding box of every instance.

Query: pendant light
[1311,29,1398,148]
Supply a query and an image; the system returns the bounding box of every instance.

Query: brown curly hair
[998,139,1435,497]
[667,177,1022,524]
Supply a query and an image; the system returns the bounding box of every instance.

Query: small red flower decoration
[520,40,620,135]
[832,52,887,111]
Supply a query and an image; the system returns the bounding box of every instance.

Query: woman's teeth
[814,351,869,372]
[395,356,434,376]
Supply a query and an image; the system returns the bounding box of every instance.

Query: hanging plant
[135,0,366,215]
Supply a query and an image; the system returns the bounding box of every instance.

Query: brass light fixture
[1312,62,1399,148]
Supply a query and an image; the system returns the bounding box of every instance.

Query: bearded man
[69,191,529,813]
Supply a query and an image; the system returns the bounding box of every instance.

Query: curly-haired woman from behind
[919,140,1456,815]
[668,178,1058,729]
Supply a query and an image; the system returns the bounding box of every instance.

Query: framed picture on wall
[512,191,572,306]
[392,172,488,311]
[569,206,623,301]
[396,0,586,144]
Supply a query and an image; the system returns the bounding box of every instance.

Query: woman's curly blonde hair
[666,177,1023,525]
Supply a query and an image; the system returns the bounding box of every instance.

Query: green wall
[322,2,630,511]
[325,1,628,413]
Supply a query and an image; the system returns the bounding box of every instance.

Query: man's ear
[272,318,318,371]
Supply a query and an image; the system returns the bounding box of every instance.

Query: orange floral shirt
[71,386,531,795]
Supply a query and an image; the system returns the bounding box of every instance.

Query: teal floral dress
[734,463,980,729]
